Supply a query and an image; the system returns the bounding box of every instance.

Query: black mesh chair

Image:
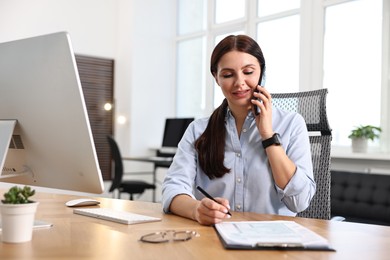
[272,88,332,220]
[107,135,156,200]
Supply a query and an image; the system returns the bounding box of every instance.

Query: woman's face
[214,50,261,111]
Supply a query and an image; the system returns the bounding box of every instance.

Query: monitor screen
[162,118,194,148]
[0,32,104,194]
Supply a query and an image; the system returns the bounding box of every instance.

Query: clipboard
[214,221,335,251]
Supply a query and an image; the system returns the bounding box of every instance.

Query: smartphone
[253,73,265,116]
[253,88,261,116]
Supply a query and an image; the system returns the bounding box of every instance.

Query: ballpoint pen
[196,186,232,216]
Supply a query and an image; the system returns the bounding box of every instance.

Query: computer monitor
[161,118,194,148]
[0,32,104,194]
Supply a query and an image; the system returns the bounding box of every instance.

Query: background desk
[124,156,173,202]
[1,192,389,259]
[123,156,173,166]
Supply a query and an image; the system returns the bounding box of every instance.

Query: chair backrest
[107,135,124,192]
[161,118,194,148]
[272,89,332,220]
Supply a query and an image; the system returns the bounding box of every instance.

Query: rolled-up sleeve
[162,121,203,213]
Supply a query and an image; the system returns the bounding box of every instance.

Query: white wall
[0,0,117,57]
[119,0,176,157]
[0,0,176,153]
[0,0,176,199]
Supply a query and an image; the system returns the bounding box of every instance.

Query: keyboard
[73,207,162,225]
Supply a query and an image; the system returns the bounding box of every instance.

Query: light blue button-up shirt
[162,107,315,216]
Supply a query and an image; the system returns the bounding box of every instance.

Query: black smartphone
[253,74,265,116]
[253,89,260,115]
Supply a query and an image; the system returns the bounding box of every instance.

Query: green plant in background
[348,125,382,141]
[2,186,35,204]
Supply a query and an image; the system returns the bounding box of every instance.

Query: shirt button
[242,128,247,133]
[237,178,241,183]
[236,153,241,157]
[236,204,241,210]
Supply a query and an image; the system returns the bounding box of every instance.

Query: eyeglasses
[140,230,199,243]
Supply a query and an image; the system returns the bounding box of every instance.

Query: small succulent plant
[2,186,36,204]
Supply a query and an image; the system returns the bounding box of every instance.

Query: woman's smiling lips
[232,89,251,98]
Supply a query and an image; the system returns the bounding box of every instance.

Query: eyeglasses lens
[140,230,198,243]
[173,231,193,241]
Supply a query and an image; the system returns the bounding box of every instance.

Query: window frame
[174,0,390,153]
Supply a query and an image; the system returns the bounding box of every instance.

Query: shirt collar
[225,107,256,122]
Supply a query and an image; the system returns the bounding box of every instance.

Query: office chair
[271,88,332,220]
[107,135,156,200]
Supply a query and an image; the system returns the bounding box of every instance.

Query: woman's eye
[222,74,233,78]
[244,71,254,75]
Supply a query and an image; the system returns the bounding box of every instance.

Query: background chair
[271,88,332,220]
[107,135,156,200]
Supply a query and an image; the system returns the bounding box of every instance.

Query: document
[214,221,334,251]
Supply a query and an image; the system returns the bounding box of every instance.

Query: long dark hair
[194,35,266,179]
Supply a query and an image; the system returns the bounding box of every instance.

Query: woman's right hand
[193,197,231,225]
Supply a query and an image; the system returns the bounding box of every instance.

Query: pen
[196,186,232,216]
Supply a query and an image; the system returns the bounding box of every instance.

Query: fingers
[252,86,271,104]
[195,198,231,226]
[251,87,274,137]
[214,197,230,212]
[251,86,272,114]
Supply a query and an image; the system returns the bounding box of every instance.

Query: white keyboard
[73,207,161,225]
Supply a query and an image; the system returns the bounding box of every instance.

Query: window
[175,0,389,152]
[323,0,382,148]
[257,15,300,93]
[257,0,299,16]
[176,0,207,118]
[177,0,206,35]
[215,0,246,24]
[176,37,206,118]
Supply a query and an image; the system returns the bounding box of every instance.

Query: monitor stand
[0,120,30,179]
[0,120,17,176]
[0,120,53,229]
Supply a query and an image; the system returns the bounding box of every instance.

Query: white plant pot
[351,138,368,153]
[0,202,39,243]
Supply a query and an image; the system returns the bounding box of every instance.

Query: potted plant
[0,186,38,243]
[348,125,382,153]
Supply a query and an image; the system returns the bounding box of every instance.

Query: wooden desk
[1,192,389,259]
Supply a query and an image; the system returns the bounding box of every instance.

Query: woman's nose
[235,75,246,87]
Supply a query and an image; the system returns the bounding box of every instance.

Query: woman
[162,35,315,225]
